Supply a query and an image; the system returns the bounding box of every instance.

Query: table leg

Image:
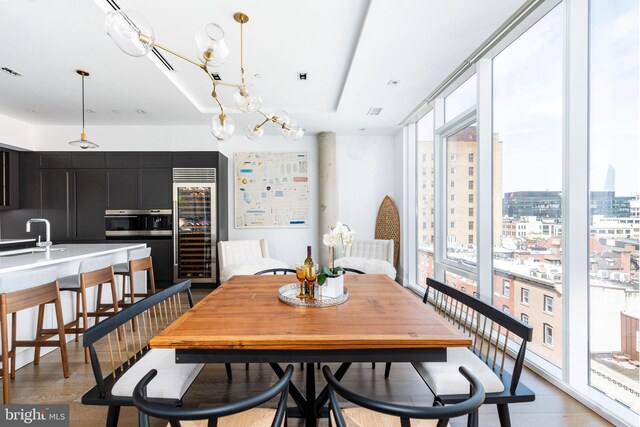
[305,362,316,427]
[315,362,352,418]
[270,363,307,415]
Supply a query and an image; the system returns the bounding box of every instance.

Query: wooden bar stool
[57,255,119,364]
[112,247,155,307]
[0,266,70,404]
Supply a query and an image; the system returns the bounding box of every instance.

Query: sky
[418,2,639,197]
[494,1,639,196]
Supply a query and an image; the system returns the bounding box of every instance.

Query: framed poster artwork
[234,152,309,228]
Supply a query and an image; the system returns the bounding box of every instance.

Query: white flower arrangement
[318,221,355,284]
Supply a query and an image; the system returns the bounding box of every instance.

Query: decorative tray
[278,283,349,308]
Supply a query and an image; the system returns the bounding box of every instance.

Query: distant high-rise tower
[603,164,615,192]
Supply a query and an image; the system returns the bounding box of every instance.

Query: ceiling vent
[298,72,307,80]
[367,107,383,116]
[1,67,23,77]
[104,0,174,71]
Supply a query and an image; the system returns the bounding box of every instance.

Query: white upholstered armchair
[333,239,396,279]
[217,239,288,283]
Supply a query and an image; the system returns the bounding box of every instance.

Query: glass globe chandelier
[104,10,304,141]
[68,69,99,149]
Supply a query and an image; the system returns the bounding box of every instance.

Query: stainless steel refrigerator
[172,168,216,283]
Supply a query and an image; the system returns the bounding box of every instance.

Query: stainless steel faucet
[26,218,52,251]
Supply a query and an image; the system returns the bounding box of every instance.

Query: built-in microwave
[105,209,172,237]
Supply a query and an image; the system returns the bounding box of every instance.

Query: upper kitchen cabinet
[72,153,105,168]
[172,152,218,168]
[0,150,20,211]
[38,152,72,168]
[139,153,172,168]
[139,169,172,209]
[106,169,138,209]
[106,153,138,169]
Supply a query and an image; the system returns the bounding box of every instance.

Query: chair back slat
[500,331,510,375]
[106,333,117,379]
[82,280,193,395]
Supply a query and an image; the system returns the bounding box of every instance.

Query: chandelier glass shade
[104,10,303,141]
[68,69,98,149]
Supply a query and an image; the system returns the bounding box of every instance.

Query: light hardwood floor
[2,290,614,427]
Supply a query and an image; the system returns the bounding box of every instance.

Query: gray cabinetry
[40,169,74,241]
[75,170,107,241]
[139,169,172,209]
[106,169,138,209]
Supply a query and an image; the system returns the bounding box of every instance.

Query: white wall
[24,124,398,268]
[336,135,396,242]
[33,125,219,151]
[0,113,35,151]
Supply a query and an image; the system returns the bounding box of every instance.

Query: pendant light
[68,69,98,149]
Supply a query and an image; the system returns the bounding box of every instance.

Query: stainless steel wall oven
[105,209,172,237]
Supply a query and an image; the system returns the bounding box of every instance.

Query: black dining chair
[323,365,485,427]
[133,365,294,427]
[254,268,297,275]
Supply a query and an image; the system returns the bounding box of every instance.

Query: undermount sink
[0,247,66,257]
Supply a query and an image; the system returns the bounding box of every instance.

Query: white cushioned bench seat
[111,348,204,400]
[412,347,505,396]
[220,258,289,283]
[332,408,446,427]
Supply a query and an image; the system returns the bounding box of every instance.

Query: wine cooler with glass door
[173,168,216,283]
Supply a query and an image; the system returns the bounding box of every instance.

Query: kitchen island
[0,243,146,370]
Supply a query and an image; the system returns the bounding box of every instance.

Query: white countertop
[0,238,36,245]
[0,243,146,274]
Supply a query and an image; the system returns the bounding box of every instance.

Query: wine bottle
[304,246,313,266]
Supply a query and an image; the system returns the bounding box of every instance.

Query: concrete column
[317,131,337,266]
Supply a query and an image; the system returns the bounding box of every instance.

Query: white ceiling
[0,0,526,136]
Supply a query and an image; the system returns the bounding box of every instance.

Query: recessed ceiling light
[29,109,39,113]
[359,128,366,131]
[85,108,96,114]
[367,107,382,116]
[298,72,307,80]
[387,80,400,86]
[111,109,121,114]
[1,67,23,77]
[136,109,147,114]
[211,73,222,81]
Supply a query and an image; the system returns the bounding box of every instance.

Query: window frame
[544,323,554,346]
[544,295,554,313]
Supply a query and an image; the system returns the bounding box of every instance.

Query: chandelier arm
[212,81,224,114]
[152,41,208,69]
[255,118,269,130]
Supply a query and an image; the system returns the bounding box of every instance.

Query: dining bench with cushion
[410,278,535,427]
[81,279,231,427]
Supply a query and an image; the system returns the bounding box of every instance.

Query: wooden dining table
[151,274,472,427]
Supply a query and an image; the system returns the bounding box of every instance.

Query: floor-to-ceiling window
[416,110,435,287]
[405,0,638,424]
[588,0,639,413]
[492,5,564,370]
